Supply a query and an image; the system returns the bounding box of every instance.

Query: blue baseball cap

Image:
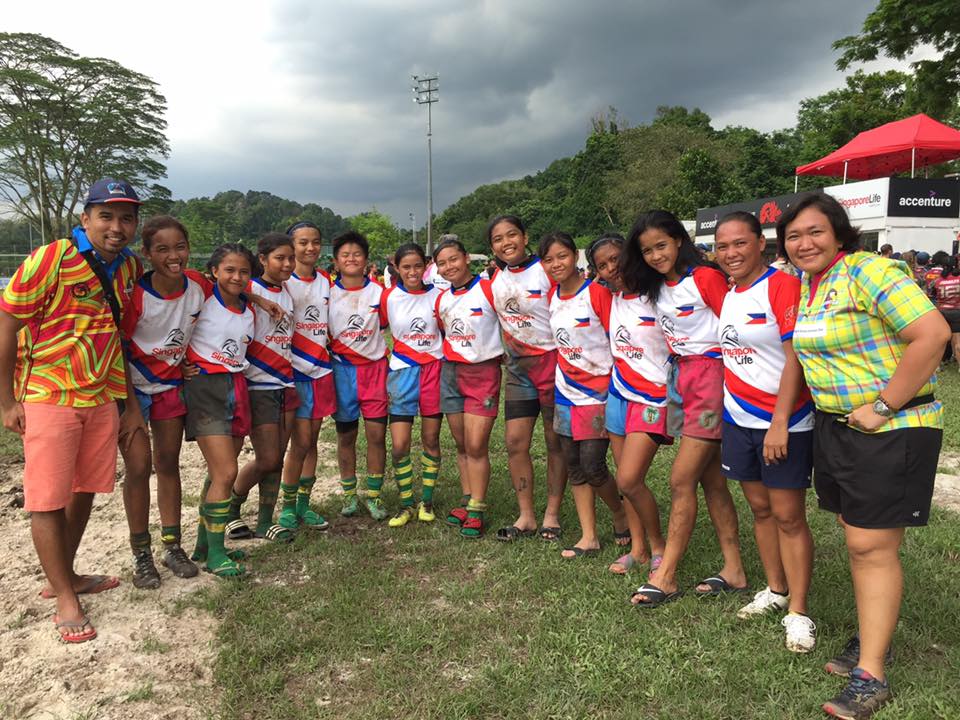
[84,177,142,208]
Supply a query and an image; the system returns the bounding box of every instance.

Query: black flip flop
[613,528,632,546]
[630,582,683,608]
[694,575,749,596]
[538,526,562,541]
[561,546,600,559]
[225,519,254,541]
[495,526,536,542]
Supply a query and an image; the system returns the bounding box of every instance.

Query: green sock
[340,475,358,498]
[203,499,232,568]
[227,490,248,522]
[280,482,298,512]
[257,472,281,534]
[463,498,487,537]
[366,473,384,500]
[130,531,151,554]
[296,476,315,516]
[160,525,181,546]
[421,451,440,505]
[394,455,415,508]
[192,475,212,559]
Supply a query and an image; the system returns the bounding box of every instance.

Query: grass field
[4,375,959,719]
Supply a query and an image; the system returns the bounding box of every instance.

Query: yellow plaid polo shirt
[792,252,942,432]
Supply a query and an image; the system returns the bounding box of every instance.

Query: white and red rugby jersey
[381,283,443,370]
[435,275,502,364]
[244,278,295,389]
[655,265,727,358]
[719,267,813,430]
[548,280,613,406]
[490,256,556,358]
[328,278,388,365]
[287,270,332,380]
[185,276,255,374]
[122,271,206,395]
[608,292,670,406]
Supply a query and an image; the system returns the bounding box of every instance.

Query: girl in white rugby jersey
[182,243,257,577]
[328,231,390,520]
[121,215,205,587]
[433,237,503,538]
[487,215,573,544]
[225,233,299,544]
[540,231,629,559]
[279,221,334,533]
[620,210,746,608]
[380,243,444,527]
[714,211,815,653]
[586,234,668,578]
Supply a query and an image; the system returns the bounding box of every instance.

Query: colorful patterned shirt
[0,237,142,406]
[792,252,942,432]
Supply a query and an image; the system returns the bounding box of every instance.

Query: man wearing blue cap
[0,177,145,642]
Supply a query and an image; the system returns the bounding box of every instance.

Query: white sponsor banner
[824,178,889,221]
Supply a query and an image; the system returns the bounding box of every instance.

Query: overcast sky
[7,0,901,224]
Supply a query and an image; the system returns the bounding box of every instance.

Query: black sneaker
[161,544,199,579]
[822,667,892,719]
[132,550,161,589]
[825,635,894,677]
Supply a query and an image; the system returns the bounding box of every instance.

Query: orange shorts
[22,402,119,512]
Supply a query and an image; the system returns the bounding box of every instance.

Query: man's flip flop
[39,574,120,600]
[54,614,97,643]
[613,528,631,546]
[225,519,254,540]
[630,582,683,608]
[495,526,536,542]
[538,526,562,542]
[561,546,600,559]
[254,524,294,543]
[694,575,749,596]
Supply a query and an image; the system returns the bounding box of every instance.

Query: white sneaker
[782,612,816,653]
[736,586,790,619]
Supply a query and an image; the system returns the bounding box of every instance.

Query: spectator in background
[930,257,960,368]
[879,243,893,258]
[423,234,457,292]
[900,251,916,280]
[0,178,146,643]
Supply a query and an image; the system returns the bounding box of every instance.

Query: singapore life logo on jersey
[614,324,644,360]
[555,328,582,361]
[503,297,533,329]
[720,325,755,365]
[341,313,375,343]
[297,305,328,337]
[448,318,475,347]
[407,316,437,347]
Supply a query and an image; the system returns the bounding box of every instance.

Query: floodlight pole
[413,75,439,255]
[410,211,417,244]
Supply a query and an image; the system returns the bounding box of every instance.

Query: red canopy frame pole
[843,160,848,184]
[794,175,798,192]
[911,147,916,178]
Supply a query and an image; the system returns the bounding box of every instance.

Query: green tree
[346,209,402,263]
[656,148,730,218]
[835,0,960,119]
[0,33,169,240]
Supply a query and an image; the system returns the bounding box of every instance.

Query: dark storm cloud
[167,0,878,221]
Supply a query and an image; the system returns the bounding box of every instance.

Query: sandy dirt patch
[934,451,960,514]
[0,438,340,720]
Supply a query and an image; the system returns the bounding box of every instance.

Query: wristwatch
[872,395,896,418]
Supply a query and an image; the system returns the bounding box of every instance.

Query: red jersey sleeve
[480,278,495,308]
[379,287,392,329]
[433,292,445,332]
[693,266,729,317]
[767,271,801,341]
[588,282,613,331]
[184,269,214,299]
[120,283,145,341]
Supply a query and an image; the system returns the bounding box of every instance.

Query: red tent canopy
[795,114,960,180]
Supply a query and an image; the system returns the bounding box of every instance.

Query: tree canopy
[0,33,170,240]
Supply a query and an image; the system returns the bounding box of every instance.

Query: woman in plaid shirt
[779,193,949,720]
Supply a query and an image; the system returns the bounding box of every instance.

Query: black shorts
[940,308,960,334]
[813,411,941,529]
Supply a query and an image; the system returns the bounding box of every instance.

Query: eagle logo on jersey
[720,324,741,349]
[615,324,644,360]
[720,324,755,365]
[220,339,240,358]
[164,328,185,347]
[345,314,366,332]
[449,318,472,347]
